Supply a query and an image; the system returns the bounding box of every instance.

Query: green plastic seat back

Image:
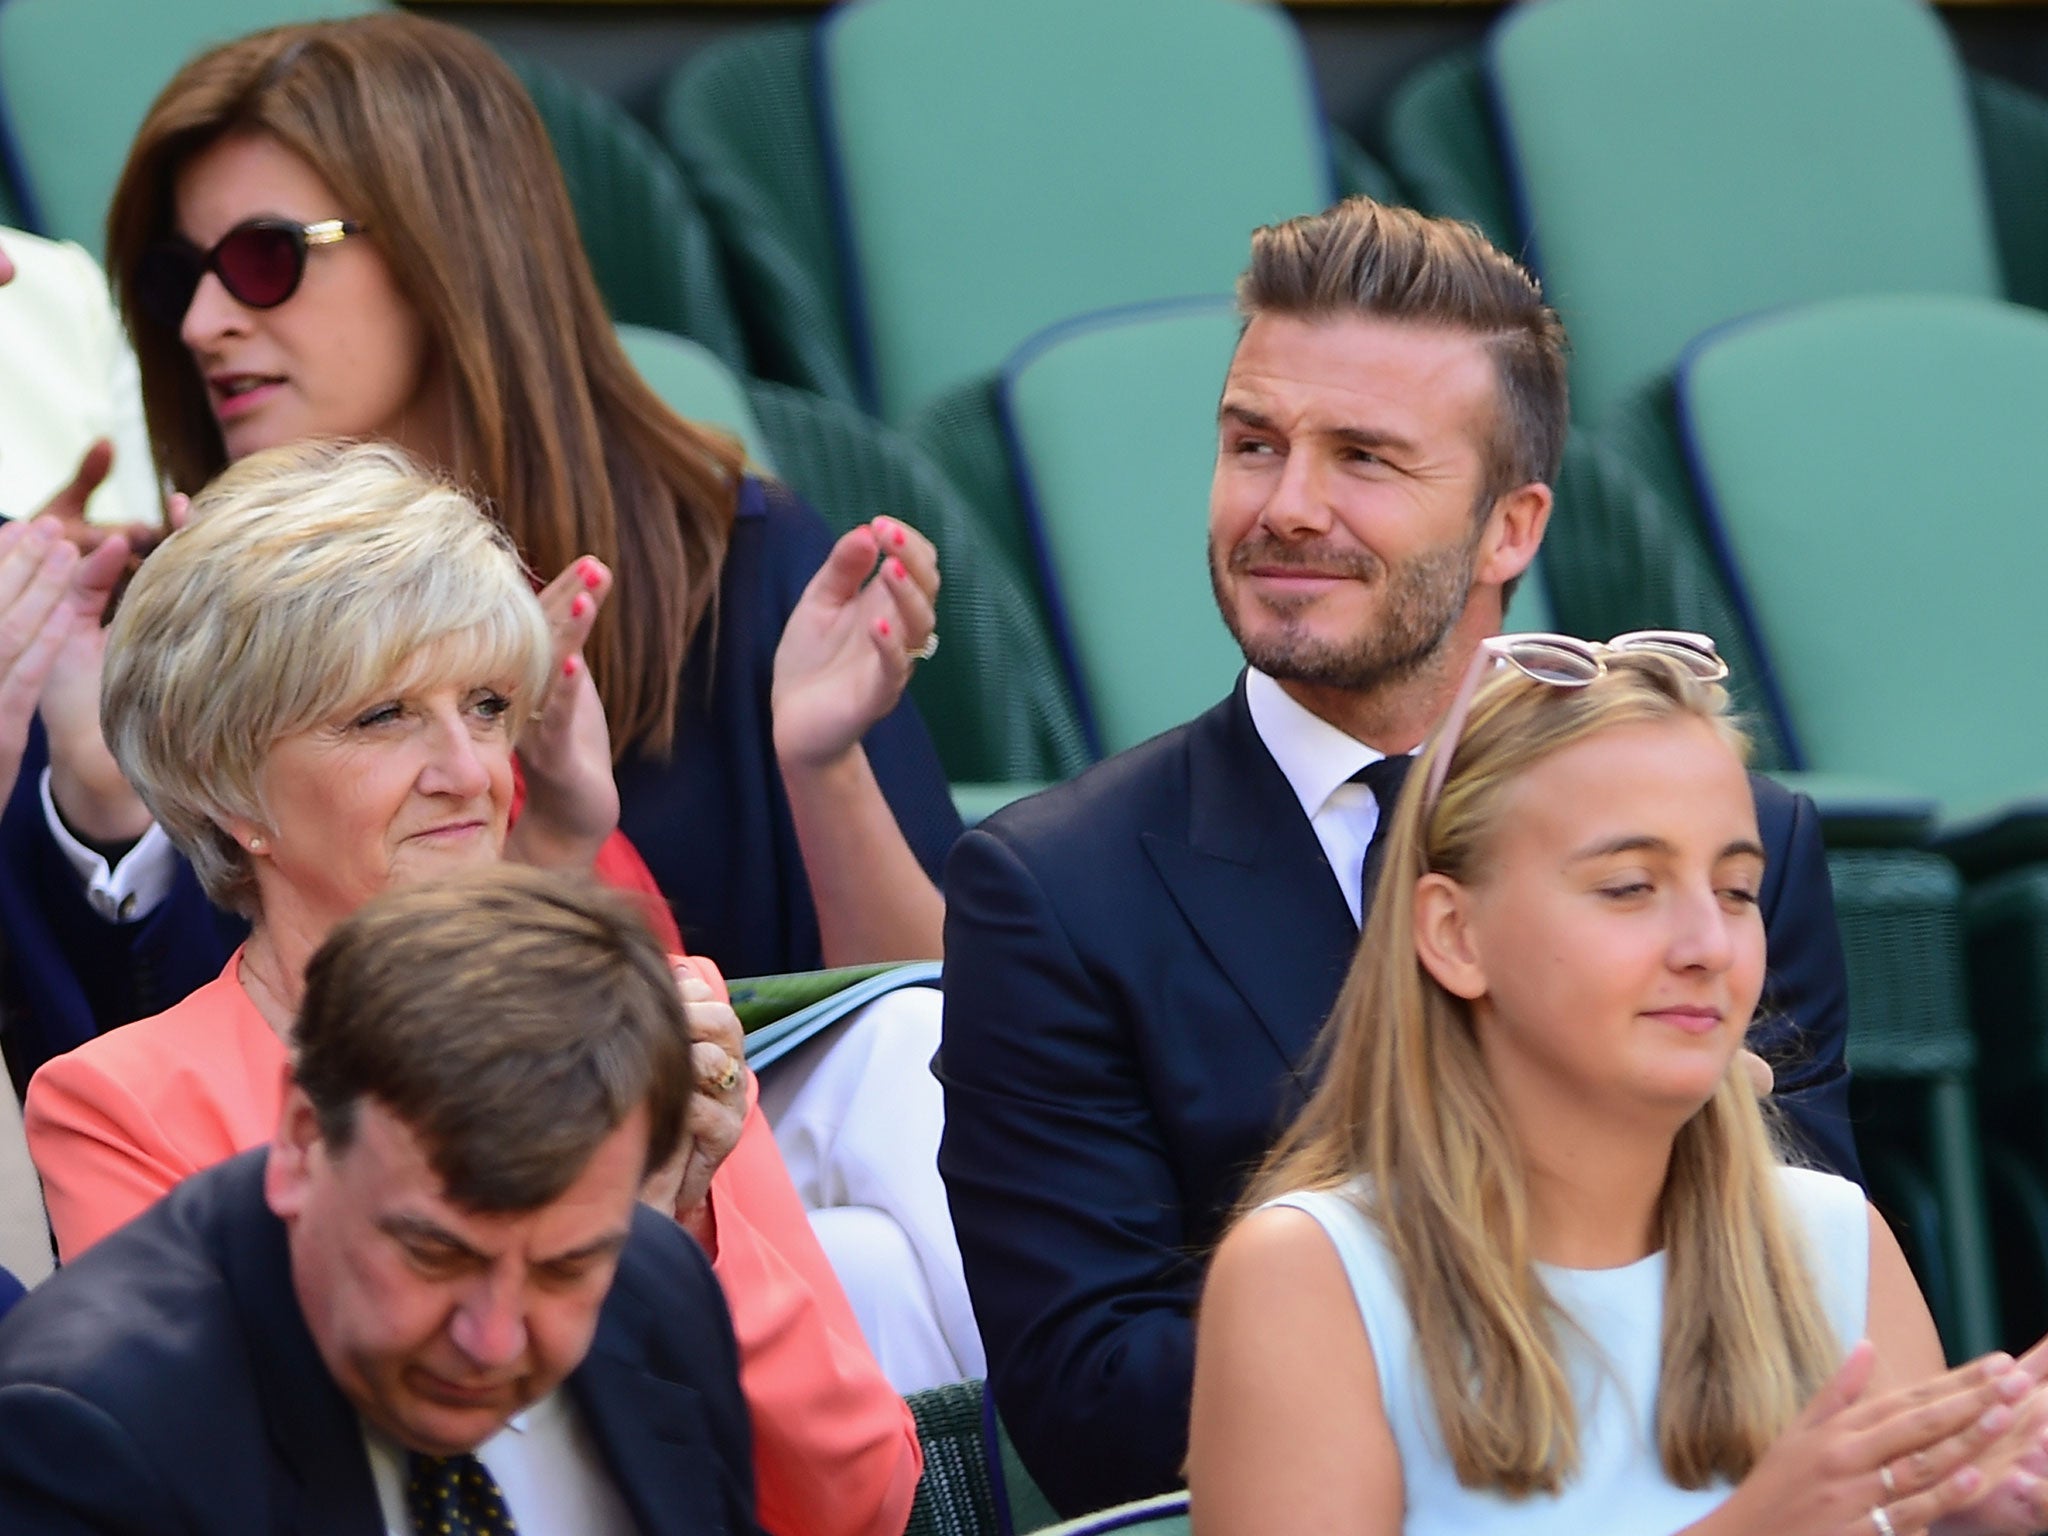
[1000,300,1247,756]
[615,324,775,474]
[661,24,864,409]
[821,0,1332,425]
[0,0,383,258]
[1490,0,1999,426]
[1383,47,1519,254]
[508,57,746,370]
[1679,293,2048,815]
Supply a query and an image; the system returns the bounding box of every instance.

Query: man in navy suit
[0,868,761,1535]
[937,197,1859,1517]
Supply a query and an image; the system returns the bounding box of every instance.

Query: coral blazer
[26,952,920,1536]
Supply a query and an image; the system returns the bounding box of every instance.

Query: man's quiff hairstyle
[1237,196,1569,502]
[101,439,551,917]
[293,866,694,1211]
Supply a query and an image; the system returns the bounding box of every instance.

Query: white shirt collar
[1243,668,1386,821]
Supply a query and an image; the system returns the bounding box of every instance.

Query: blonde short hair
[102,440,552,917]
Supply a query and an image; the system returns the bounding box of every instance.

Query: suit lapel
[215,1154,386,1535]
[1142,681,1360,1086]
[570,1291,717,1536]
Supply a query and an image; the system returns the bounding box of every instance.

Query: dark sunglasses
[136,217,366,329]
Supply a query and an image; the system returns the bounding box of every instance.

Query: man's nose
[448,1273,528,1372]
[1258,449,1332,538]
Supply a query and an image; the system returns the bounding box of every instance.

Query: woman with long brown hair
[1190,637,2048,1535]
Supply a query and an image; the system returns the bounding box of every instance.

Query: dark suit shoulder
[0,1155,286,1529]
[600,1205,736,1358]
[0,1155,255,1405]
[971,694,1231,861]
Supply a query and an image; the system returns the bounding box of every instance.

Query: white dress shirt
[365,1391,639,1536]
[1242,668,1404,928]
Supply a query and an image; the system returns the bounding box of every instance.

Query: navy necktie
[1350,754,1413,917]
[407,1451,520,1536]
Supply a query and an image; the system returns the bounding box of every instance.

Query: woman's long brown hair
[107,12,739,754]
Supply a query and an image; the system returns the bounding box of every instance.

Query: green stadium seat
[0,0,383,258]
[662,24,866,411]
[1488,0,1997,427]
[903,1379,1002,1536]
[616,324,775,472]
[997,300,1247,755]
[663,10,1397,433]
[1678,294,2048,821]
[1382,2,2048,434]
[816,0,1334,425]
[506,55,747,369]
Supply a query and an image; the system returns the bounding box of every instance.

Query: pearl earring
[247,834,267,853]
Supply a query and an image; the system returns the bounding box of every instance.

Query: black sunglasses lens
[214,224,305,309]
[136,241,205,329]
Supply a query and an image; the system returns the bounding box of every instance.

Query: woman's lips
[209,375,284,420]
[1643,1006,1723,1035]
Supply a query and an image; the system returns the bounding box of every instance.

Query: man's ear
[1413,872,1488,1002]
[1475,481,1551,590]
[265,1078,322,1220]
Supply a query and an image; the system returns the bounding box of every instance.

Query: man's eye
[405,1244,465,1275]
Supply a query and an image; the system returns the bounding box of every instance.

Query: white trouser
[757,984,985,1394]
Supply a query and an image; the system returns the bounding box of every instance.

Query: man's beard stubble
[1208,528,1481,694]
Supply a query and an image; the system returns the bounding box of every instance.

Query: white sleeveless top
[1265,1166,1867,1536]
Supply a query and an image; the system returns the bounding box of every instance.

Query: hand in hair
[507,556,620,874]
[1690,1340,2048,1536]
[641,972,748,1253]
[770,516,940,772]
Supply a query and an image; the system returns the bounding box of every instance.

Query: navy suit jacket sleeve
[1750,773,1862,1186]
[0,723,242,1087]
[0,1384,181,1534]
[939,824,1199,1516]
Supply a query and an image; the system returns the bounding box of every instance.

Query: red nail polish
[887,557,906,581]
[580,562,602,590]
[892,525,907,548]
[571,593,589,619]
[563,655,579,677]
[877,618,892,639]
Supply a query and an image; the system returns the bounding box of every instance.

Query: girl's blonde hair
[1249,652,1839,1493]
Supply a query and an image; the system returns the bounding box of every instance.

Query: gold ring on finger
[911,631,939,662]
[714,1054,742,1094]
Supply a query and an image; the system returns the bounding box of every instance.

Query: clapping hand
[506,555,619,873]
[771,516,940,771]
